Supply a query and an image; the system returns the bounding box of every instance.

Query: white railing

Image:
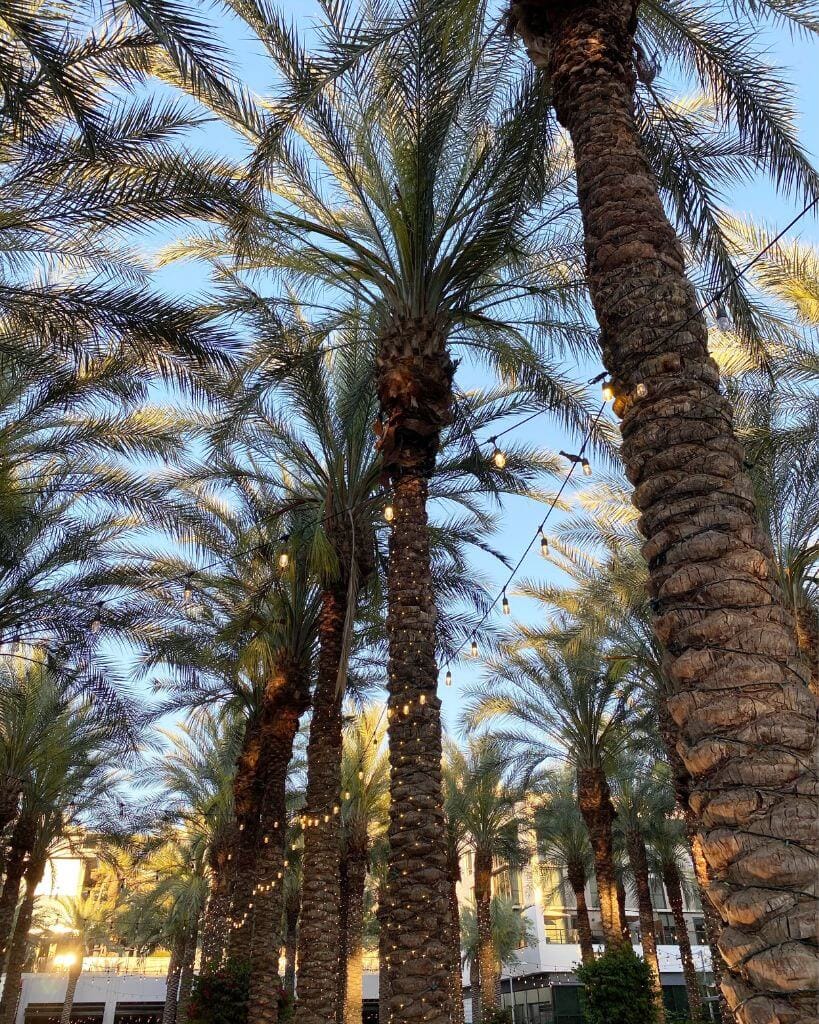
[35,955,171,977]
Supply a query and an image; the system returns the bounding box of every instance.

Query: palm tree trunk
[576,767,626,948]
[176,921,199,1024]
[474,851,497,1021]
[688,830,734,1024]
[200,849,231,972]
[0,851,46,1024]
[448,854,465,1024]
[228,714,264,962]
[377,316,455,1024]
[0,787,20,872]
[794,604,819,696]
[338,857,350,1023]
[566,865,595,965]
[162,936,184,1024]
[662,861,704,1023]
[246,669,308,1024]
[510,4,819,1019]
[284,898,299,997]
[376,876,389,1024]
[59,961,83,1024]
[0,814,34,961]
[343,849,367,1024]
[297,584,346,1024]
[625,831,665,1022]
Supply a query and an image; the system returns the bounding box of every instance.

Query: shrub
[187,959,250,1024]
[575,945,658,1024]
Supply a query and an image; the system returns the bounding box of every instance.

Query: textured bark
[663,861,705,1022]
[469,956,481,1024]
[447,854,465,1024]
[625,831,665,1022]
[474,851,497,1021]
[576,767,627,948]
[343,849,367,1024]
[508,3,819,1020]
[176,921,199,1024]
[297,585,346,1024]
[228,713,264,962]
[338,857,350,1023]
[0,813,34,961]
[566,864,595,964]
[246,672,307,1024]
[162,936,184,1024]
[0,851,45,1024]
[284,897,299,997]
[376,876,390,1024]
[200,846,231,972]
[59,961,83,1024]
[616,876,630,943]
[794,604,819,697]
[0,788,20,869]
[378,317,454,1024]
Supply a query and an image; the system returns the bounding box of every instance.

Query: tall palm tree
[460,895,536,995]
[533,773,596,965]
[338,705,389,1024]
[463,639,640,951]
[443,737,528,1024]
[504,4,819,1013]
[167,4,608,1015]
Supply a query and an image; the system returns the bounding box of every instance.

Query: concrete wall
[15,972,167,1024]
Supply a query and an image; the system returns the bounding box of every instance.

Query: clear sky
[149,2,819,735]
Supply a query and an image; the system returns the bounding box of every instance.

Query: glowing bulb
[384,504,395,523]
[581,457,592,477]
[445,669,452,686]
[183,579,192,605]
[634,382,648,399]
[278,551,289,570]
[402,703,409,715]
[345,790,351,800]
[601,380,615,401]
[470,639,478,658]
[358,770,364,780]
[539,532,549,557]
[90,603,102,634]
[492,447,507,470]
[419,694,426,705]
[502,592,510,615]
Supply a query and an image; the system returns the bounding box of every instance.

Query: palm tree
[611,763,667,1022]
[167,4,609,1014]
[443,737,528,1024]
[504,4,819,1013]
[464,639,640,951]
[338,705,389,1024]
[533,773,596,965]
[460,895,536,993]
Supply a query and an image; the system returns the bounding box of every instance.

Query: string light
[582,457,591,477]
[601,379,615,402]
[539,531,549,557]
[715,301,732,331]
[384,503,395,522]
[470,639,478,658]
[90,603,103,634]
[445,668,452,686]
[633,382,648,399]
[489,437,506,469]
[182,576,193,605]
[502,590,510,616]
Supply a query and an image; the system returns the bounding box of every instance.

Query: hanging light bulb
[470,639,478,658]
[183,575,193,606]
[445,669,452,687]
[358,769,364,780]
[384,503,395,523]
[539,531,549,557]
[633,382,648,399]
[502,590,510,615]
[492,445,507,470]
[345,790,351,800]
[716,301,732,331]
[581,457,592,477]
[90,602,103,634]
[601,379,615,402]
[278,550,290,570]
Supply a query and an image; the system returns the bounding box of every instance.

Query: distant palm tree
[533,773,596,965]
[444,737,528,1024]
[339,705,389,1024]
[460,895,536,990]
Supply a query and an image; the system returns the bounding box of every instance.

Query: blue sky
[149,2,819,734]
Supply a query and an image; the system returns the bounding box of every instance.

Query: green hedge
[575,946,658,1024]
[187,960,294,1024]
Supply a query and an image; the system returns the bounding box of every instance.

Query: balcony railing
[34,955,171,976]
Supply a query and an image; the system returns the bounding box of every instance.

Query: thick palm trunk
[510,4,819,1019]
[566,864,595,965]
[794,604,819,696]
[447,854,465,1024]
[176,921,199,1024]
[59,961,83,1024]
[0,814,34,961]
[228,715,264,961]
[576,768,626,948]
[338,857,350,1023]
[283,898,299,996]
[469,956,481,1024]
[662,861,704,1023]
[200,847,231,972]
[474,852,497,1021]
[0,852,46,1024]
[162,936,184,1024]
[625,831,665,1022]
[376,875,390,1024]
[377,317,454,1024]
[343,849,367,1024]
[297,585,346,1024]
[246,670,308,1024]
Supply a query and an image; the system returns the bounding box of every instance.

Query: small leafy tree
[576,946,658,1024]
